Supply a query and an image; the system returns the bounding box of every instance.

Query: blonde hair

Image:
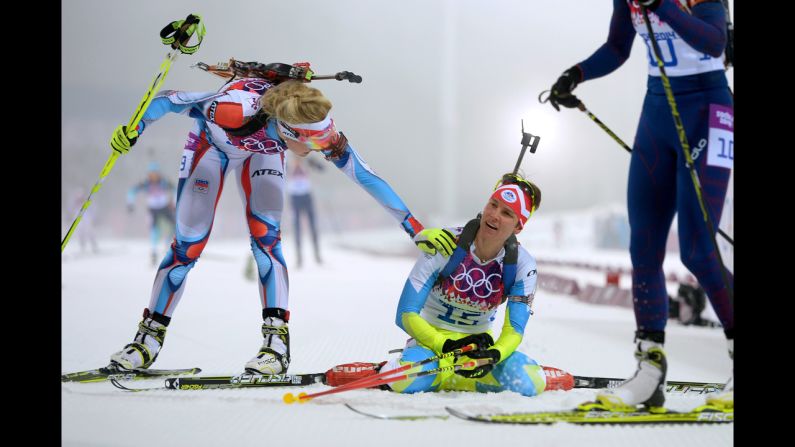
[260,80,332,124]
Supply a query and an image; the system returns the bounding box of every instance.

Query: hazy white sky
[62,0,733,232]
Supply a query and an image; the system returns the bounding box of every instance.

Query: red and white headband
[491,184,532,228]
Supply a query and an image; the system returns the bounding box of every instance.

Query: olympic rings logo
[235,135,284,154]
[243,80,271,92]
[451,265,502,299]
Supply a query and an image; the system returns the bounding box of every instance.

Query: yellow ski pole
[62,14,205,253]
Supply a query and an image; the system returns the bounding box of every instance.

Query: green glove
[110,124,139,155]
[413,228,456,257]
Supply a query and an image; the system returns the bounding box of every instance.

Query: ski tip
[344,403,373,417]
[109,378,137,392]
[345,403,450,421]
[444,406,474,420]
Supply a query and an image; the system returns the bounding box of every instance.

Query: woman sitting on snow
[327,174,573,396]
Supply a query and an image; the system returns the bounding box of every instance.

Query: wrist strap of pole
[160,13,205,54]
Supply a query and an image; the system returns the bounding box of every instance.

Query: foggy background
[61,0,734,241]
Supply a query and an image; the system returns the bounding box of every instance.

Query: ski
[61,366,201,383]
[344,403,449,421]
[574,376,724,394]
[110,373,327,391]
[444,406,733,425]
[167,373,326,390]
[110,378,161,392]
[344,403,732,424]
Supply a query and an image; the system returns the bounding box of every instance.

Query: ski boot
[325,361,387,387]
[110,309,170,370]
[542,366,575,391]
[702,338,733,411]
[585,331,668,413]
[245,308,291,374]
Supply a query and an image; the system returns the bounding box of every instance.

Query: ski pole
[538,90,631,154]
[578,101,633,154]
[62,14,205,253]
[320,343,478,396]
[282,344,477,402]
[537,91,734,247]
[641,6,734,304]
[283,357,493,404]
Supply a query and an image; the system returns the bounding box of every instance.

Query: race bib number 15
[707,104,733,170]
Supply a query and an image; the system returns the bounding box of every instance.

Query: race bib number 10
[707,104,733,170]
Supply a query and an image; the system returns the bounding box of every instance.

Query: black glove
[441,333,494,354]
[638,0,662,11]
[456,349,501,379]
[548,66,583,111]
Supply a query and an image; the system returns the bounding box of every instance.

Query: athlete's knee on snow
[383,346,439,394]
[491,352,546,397]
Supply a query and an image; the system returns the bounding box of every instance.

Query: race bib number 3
[179,151,194,179]
[707,104,733,169]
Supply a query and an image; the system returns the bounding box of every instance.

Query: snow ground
[62,236,732,447]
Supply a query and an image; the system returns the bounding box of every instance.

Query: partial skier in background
[287,153,324,268]
[127,162,176,266]
[545,0,733,411]
[67,187,99,255]
[327,174,574,396]
[105,67,455,375]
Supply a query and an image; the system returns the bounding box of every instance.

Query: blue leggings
[629,74,733,333]
[386,345,546,397]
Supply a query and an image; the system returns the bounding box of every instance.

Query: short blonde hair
[260,80,332,124]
